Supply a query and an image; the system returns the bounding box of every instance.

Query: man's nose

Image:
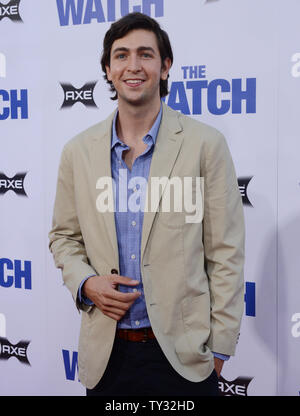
[127,55,142,72]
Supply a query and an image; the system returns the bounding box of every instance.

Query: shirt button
[131,220,136,226]
[131,254,136,260]
[135,320,140,326]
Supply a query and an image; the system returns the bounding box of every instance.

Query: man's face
[106,29,171,108]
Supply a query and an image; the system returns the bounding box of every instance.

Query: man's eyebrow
[112,46,156,55]
[112,47,129,55]
[137,46,156,54]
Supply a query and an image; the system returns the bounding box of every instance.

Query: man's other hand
[214,356,224,378]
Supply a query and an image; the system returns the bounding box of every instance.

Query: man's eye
[117,54,126,59]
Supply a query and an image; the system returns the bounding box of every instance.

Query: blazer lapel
[141,104,184,260]
[89,111,119,266]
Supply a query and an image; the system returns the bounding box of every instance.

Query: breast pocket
[156,176,204,228]
[157,210,185,229]
[183,176,204,225]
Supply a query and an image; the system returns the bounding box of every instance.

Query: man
[49,12,245,396]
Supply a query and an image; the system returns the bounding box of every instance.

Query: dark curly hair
[101,12,173,100]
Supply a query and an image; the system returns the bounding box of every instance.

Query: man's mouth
[124,79,144,87]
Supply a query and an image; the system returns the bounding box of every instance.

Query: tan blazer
[49,102,245,389]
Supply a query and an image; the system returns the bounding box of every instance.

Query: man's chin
[119,93,160,109]
[121,95,147,107]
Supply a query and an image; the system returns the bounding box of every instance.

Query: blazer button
[111,268,118,275]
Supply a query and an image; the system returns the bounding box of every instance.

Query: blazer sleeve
[202,130,245,356]
[48,143,96,312]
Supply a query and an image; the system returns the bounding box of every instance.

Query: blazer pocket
[175,293,212,366]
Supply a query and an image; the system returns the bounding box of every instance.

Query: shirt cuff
[213,352,230,361]
[77,275,96,305]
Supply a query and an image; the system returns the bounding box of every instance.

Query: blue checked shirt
[78,102,228,360]
[110,105,163,329]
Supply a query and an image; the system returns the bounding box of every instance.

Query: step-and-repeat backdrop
[0,0,299,396]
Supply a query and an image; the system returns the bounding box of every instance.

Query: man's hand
[214,356,224,378]
[82,274,141,321]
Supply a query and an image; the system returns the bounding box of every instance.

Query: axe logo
[0,336,30,365]
[0,0,22,22]
[218,375,253,396]
[238,176,253,206]
[0,172,27,196]
[60,82,98,108]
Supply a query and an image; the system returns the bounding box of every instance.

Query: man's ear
[161,57,172,80]
[105,65,112,81]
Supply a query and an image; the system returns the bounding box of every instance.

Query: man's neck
[116,99,161,145]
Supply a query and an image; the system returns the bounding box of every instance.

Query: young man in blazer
[49,12,245,396]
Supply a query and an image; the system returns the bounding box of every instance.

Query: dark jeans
[86,336,219,396]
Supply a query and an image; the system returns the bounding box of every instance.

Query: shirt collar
[111,102,163,150]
